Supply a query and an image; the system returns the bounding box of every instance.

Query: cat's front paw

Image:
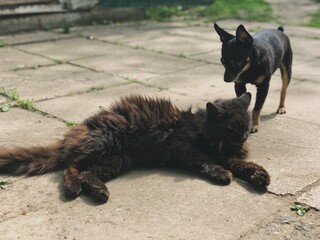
[211,169,233,185]
[63,169,82,198]
[80,171,110,203]
[250,169,270,187]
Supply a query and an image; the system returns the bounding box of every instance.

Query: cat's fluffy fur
[0,93,270,203]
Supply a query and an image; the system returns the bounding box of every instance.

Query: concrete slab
[0,47,53,72]
[0,12,319,240]
[0,108,66,147]
[0,64,125,101]
[263,79,320,125]
[247,117,320,195]
[141,63,233,101]
[240,208,320,240]
[126,34,219,56]
[292,59,320,81]
[71,47,202,80]
[16,38,123,62]
[78,24,166,44]
[0,169,284,240]
[34,83,206,123]
[190,49,222,64]
[164,26,219,42]
[290,37,320,58]
[0,30,75,46]
[297,184,320,210]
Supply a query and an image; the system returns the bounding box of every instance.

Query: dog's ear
[214,23,234,44]
[236,25,253,45]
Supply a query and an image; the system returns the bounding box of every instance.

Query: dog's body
[214,23,292,132]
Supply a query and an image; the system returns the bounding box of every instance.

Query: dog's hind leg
[277,48,292,114]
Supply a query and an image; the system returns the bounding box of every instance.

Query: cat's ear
[214,22,234,44]
[236,25,253,45]
[238,92,252,110]
[206,102,219,119]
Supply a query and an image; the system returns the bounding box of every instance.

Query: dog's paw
[250,125,259,133]
[250,170,270,187]
[277,107,286,114]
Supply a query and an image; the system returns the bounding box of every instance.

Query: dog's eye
[246,57,250,62]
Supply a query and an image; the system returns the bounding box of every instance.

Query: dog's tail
[278,26,284,32]
[0,125,105,176]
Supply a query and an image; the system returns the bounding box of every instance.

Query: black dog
[214,23,292,133]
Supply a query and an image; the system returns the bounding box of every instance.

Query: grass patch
[192,0,273,22]
[146,0,273,22]
[307,9,320,28]
[146,6,184,21]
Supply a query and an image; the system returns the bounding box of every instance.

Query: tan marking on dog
[234,62,251,83]
[278,64,289,114]
[253,75,265,84]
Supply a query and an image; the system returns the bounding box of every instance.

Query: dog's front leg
[252,80,270,133]
[234,83,247,97]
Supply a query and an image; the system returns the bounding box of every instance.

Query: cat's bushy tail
[0,125,109,176]
[0,143,63,176]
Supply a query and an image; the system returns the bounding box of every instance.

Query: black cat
[0,93,270,203]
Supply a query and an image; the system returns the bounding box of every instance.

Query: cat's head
[203,93,252,146]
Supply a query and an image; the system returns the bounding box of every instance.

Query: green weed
[0,104,11,112]
[63,24,71,34]
[87,86,104,93]
[66,121,79,126]
[177,53,186,58]
[0,179,8,189]
[54,60,64,64]
[0,39,7,47]
[0,88,36,111]
[290,204,311,216]
[18,99,35,111]
[157,86,169,91]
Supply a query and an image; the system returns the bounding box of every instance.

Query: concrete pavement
[0,18,320,239]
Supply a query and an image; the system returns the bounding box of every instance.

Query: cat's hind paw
[250,170,270,187]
